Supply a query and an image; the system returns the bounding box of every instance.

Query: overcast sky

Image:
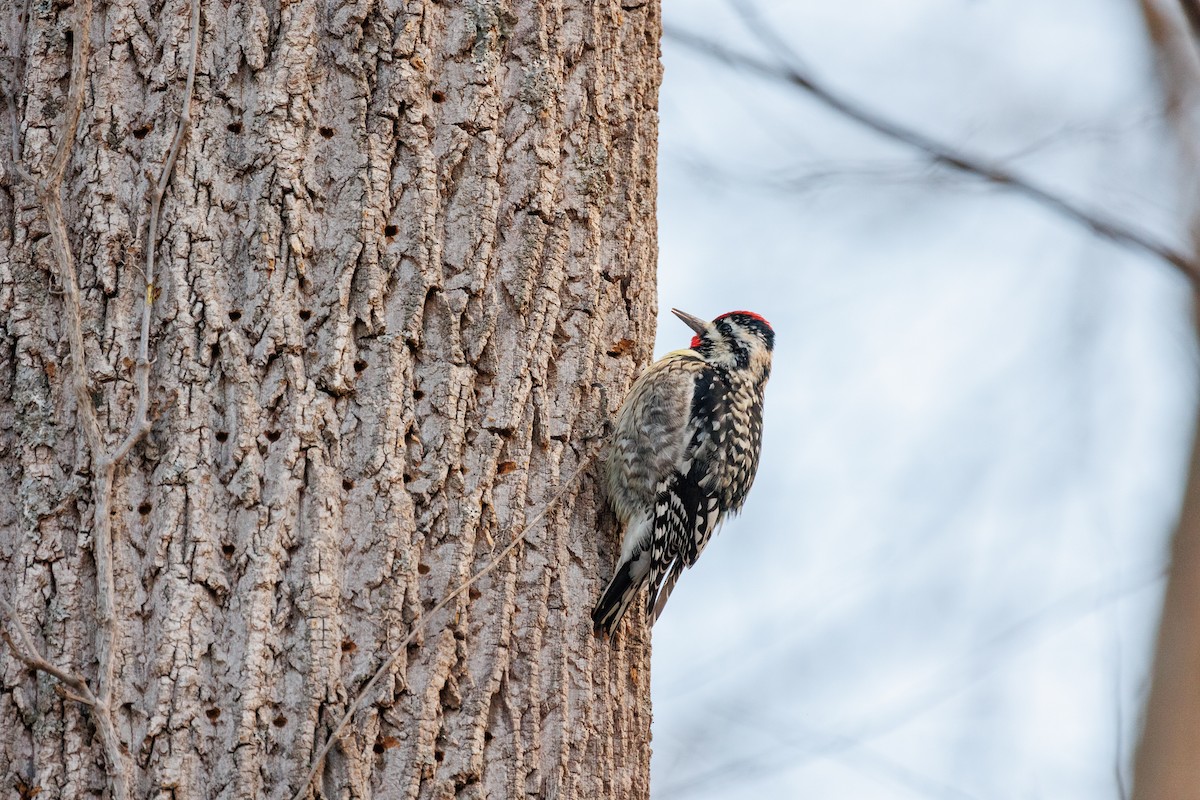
[649,2,1198,798]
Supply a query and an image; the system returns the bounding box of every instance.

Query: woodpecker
[592,308,774,636]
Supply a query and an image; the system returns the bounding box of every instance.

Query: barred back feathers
[592,309,774,636]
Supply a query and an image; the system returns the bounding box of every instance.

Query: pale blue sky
[651,2,1197,798]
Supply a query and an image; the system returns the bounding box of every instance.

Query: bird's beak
[671,308,708,336]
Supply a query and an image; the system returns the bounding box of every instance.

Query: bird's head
[673,308,774,378]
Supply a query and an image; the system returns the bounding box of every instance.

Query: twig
[11,0,132,794]
[106,0,200,466]
[0,596,131,800]
[288,452,599,800]
[1140,0,1200,257]
[42,0,91,188]
[0,596,94,701]
[663,15,1200,284]
[657,562,1164,799]
[0,0,202,796]
[1179,0,1200,39]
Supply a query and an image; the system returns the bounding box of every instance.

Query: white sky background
[650,1,1199,798]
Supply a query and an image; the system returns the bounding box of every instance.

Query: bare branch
[0,595,134,797]
[42,0,91,187]
[1179,0,1200,39]
[659,562,1164,799]
[0,3,134,796]
[106,0,200,466]
[0,595,95,703]
[662,16,1200,283]
[1,0,201,796]
[1140,0,1200,255]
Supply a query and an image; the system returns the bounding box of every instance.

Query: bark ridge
[0,1,662,797]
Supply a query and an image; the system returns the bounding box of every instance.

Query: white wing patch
[645,469,723,619]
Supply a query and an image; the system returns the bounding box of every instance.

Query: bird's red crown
[717,310,771,327]
[689,310,773,349]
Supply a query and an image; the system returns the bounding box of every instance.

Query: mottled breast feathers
[605,350,768,619]
[595,308,774,635]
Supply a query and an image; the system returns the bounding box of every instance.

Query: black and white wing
[645,363,731,622]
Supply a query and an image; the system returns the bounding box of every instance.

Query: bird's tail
[649,561,685,625]
[592,558,641,637]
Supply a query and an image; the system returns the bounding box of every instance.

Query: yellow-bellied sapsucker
[592,308,775,636]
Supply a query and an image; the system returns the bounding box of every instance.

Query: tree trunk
[0,0,661,797]
[1134,2,1200,798]
[1134,408,1200,800]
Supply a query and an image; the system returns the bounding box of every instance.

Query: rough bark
[0,0,661,797]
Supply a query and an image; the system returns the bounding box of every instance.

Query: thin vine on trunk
[1,1,662,798]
